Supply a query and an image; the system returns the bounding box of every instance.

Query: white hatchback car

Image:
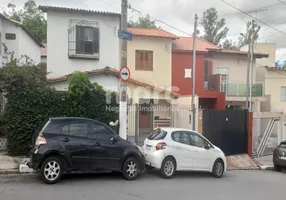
[142,127,227,179]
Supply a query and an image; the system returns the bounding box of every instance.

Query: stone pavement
[226,154,260,170]
[254,155,274,170]
[0,152,19,174]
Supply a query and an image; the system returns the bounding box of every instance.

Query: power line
[219,1,286,17]
[98,0,120,11]
[129,5,194,36]
[277,0,286,6]
[219,0,286,36]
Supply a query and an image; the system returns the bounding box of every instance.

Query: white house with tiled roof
[0,13,43,67]
[39,5,121,78]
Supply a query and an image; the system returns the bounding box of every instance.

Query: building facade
[39,6,121,78]
[0,14,43,67]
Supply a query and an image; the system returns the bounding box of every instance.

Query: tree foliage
[128,14,158,28]
[3,0,47,43]
[238,20,261,48]
[200,7,229,45]
[0,58,118,156]
[222,39,239,50]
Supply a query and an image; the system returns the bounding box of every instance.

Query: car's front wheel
[122,157,139,180]
[160,157,176,179]
[212,159,224,178]
[40,156,63,184]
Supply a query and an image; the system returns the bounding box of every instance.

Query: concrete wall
[127,36,173,87]
[0,18,41,67]
[254,43,276,68]
[264,70,286,112]
[173,96,199,131]
[46,11,120,78]
[18,28,41,65]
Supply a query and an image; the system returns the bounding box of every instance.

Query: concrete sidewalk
[0,153,19,174]
[0,152,34,174]
[254,155,274,170]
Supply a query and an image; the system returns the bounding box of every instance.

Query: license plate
[146,145,151,150]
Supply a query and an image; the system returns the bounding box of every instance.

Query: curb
[19,164,36,173]
[0,169,19,175]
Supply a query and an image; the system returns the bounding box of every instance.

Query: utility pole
[192,14,198,131]
[246,20,255,111]
[119,0,128,139]
[249,20,255,112]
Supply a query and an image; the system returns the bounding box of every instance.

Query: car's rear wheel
[212,159,224,178]
[40,156,62,184]
[160,157,176,179]
[122,157,139,180]
[274,164,282,172]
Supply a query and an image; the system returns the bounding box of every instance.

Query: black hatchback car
[273,141,286,171]
[28,117,145,184]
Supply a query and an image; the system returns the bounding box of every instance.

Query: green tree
[222,39,239,50]
[128,14,157,28]
[3,0,47,43]
[200,7,229,45]
[238,20,261,48]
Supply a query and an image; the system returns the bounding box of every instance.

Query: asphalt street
[0,170,284,200]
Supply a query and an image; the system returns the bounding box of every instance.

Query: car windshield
[279,143,286,149]
[147,129,167,140]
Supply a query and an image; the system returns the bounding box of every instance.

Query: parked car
[273,141,286,171]
[27,117,145,184]
[141,127,226,179]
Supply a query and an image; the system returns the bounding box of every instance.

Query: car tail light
[274,148,279,154]
[156,142,166,151]
[34,136,47,149]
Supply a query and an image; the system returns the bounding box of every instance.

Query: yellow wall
[127,36,173,87]
[264,70,286,112]
[254,43,276,68]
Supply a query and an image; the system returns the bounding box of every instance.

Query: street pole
[119,0,128,139]
[192,14,198,131]
[249,20,255,112]
[246,27,251,109]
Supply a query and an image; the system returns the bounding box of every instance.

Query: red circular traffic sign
[119,66,130,82]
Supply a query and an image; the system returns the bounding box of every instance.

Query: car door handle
[93,142,101,147]
[62,138,70,142]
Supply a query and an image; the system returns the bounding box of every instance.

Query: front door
[88,122,122,170]
[139,103,152,130]
[58,121,91,169]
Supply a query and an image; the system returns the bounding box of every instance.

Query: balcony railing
[226,83,264,97]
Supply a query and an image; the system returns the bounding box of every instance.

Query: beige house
[208,48,268,109]
[127,28,177,87]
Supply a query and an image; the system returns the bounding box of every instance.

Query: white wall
[0,18,41,67]
[1,19,19,60]
[18,28,41,65]
[46,11,120,78]
[264,70,286,112]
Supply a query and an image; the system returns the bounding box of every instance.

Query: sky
[1,0,286,65]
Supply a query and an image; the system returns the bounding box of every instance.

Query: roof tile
[48,67,180,97]
[39,5,121,17]
[173,37,219,52]
[127,28,177,39]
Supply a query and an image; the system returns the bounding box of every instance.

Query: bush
[2,69,118,156]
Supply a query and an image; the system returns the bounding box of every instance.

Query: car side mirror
[109,135,117,144]
[205,143,211,150]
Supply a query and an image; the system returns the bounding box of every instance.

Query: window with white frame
[281,86,286,101]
